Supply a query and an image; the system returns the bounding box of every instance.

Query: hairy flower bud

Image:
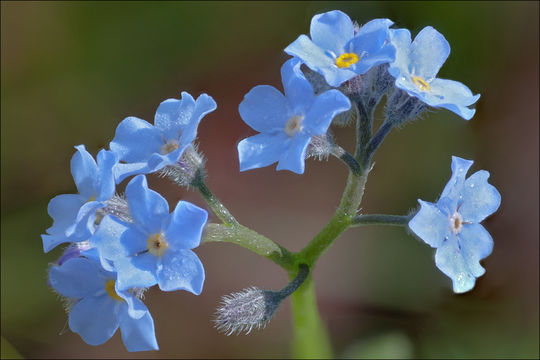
[214,264,309,336]
[214,287,282,336]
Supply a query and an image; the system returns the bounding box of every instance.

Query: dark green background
[2,1,538,358]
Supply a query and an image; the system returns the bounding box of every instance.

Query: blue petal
[90,215,130,267]
[125,175,168,234]
[356,18,394,37]
[114,162,153,184]
[285,35,354,87]
[239,85,290,133]
[154,92,196,141]
[410,26,450,81]
[109,117,163,163]
[49,258,105,298]
[351,42,396,75]
[238,132,289,172]
[349,23,389,57]
[64,200,104,242]
[154,92,216,145]
[95,149,118,201]
[119,226,149,256]
[281,58,315,110]
[115,254,158,291]
[145,143,189,173]
[408,200,449,248]
[68,294,120,346]
[181,93,217,145]
[310,10,354,55]
[424,78,480,120]
[459,223,494,275]
[439,156,474,213]
[304,89,350,135]
[157,249,205,293]
[435,224,493,294]
[117,289,148,320]
[276,134,311,174]
[165,201,208,250]
[118,304,159,351]
[71,145,98,199]
[434,234,475,293]
[459,170,501,223]
[42,194,86,252]
[388,28,412,79]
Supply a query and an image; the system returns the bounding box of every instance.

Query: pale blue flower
[42,145,117,253]
[91,175,207,294]
[110,92,216,183]
[388,27,480,120]
[285,10,395,87]
[237,58,350,174]
[409,156,501,293]
[48,257,158,351]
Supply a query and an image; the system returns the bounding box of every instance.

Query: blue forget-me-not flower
[388,27,480,120]
[42,145,117,253]
[408,156,501,293]
[48,257,158,351]
[285,10,396,87]
[237,58,351,174]
[91,175,207,294]
[110,92,217,183]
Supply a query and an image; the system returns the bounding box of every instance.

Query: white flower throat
[285,115,304,136]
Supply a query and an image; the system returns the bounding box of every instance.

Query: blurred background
[1,1,538,358]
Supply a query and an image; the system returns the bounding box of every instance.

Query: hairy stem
[354,99,371,161]
[364,121,393,168]
[351,214,413,227]
[330,145,363,176]
[202,223,296,272]
[298,171,369,266]
[194,179,239,227]
[290,275,333,359]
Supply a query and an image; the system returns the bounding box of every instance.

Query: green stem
[203,223,296,271]
[330,145,363,176]
[351,214,413,227]
[290,275,333,359]
[354,99,371,160]
[194,177,239,227]
[298,171,369,266]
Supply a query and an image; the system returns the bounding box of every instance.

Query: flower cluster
[42,8,500,353]
[43,93,214,351]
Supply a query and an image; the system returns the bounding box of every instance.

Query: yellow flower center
[284,115,303,137]
[147,233,169,256]
[105,280,123,302]
[160,140,179,155]
[335,53,359,68]
[412,76,431,91]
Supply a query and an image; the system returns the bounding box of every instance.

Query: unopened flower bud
[214,287,282,336]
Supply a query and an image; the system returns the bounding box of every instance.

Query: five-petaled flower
[285,10,396,87]
[91,175,207,294]
[110,92,217,183]
[408,156,501,293]
[237,58,351,174]
[388,26,480,120]
[48,257,158,351]
[42,145,117,253]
